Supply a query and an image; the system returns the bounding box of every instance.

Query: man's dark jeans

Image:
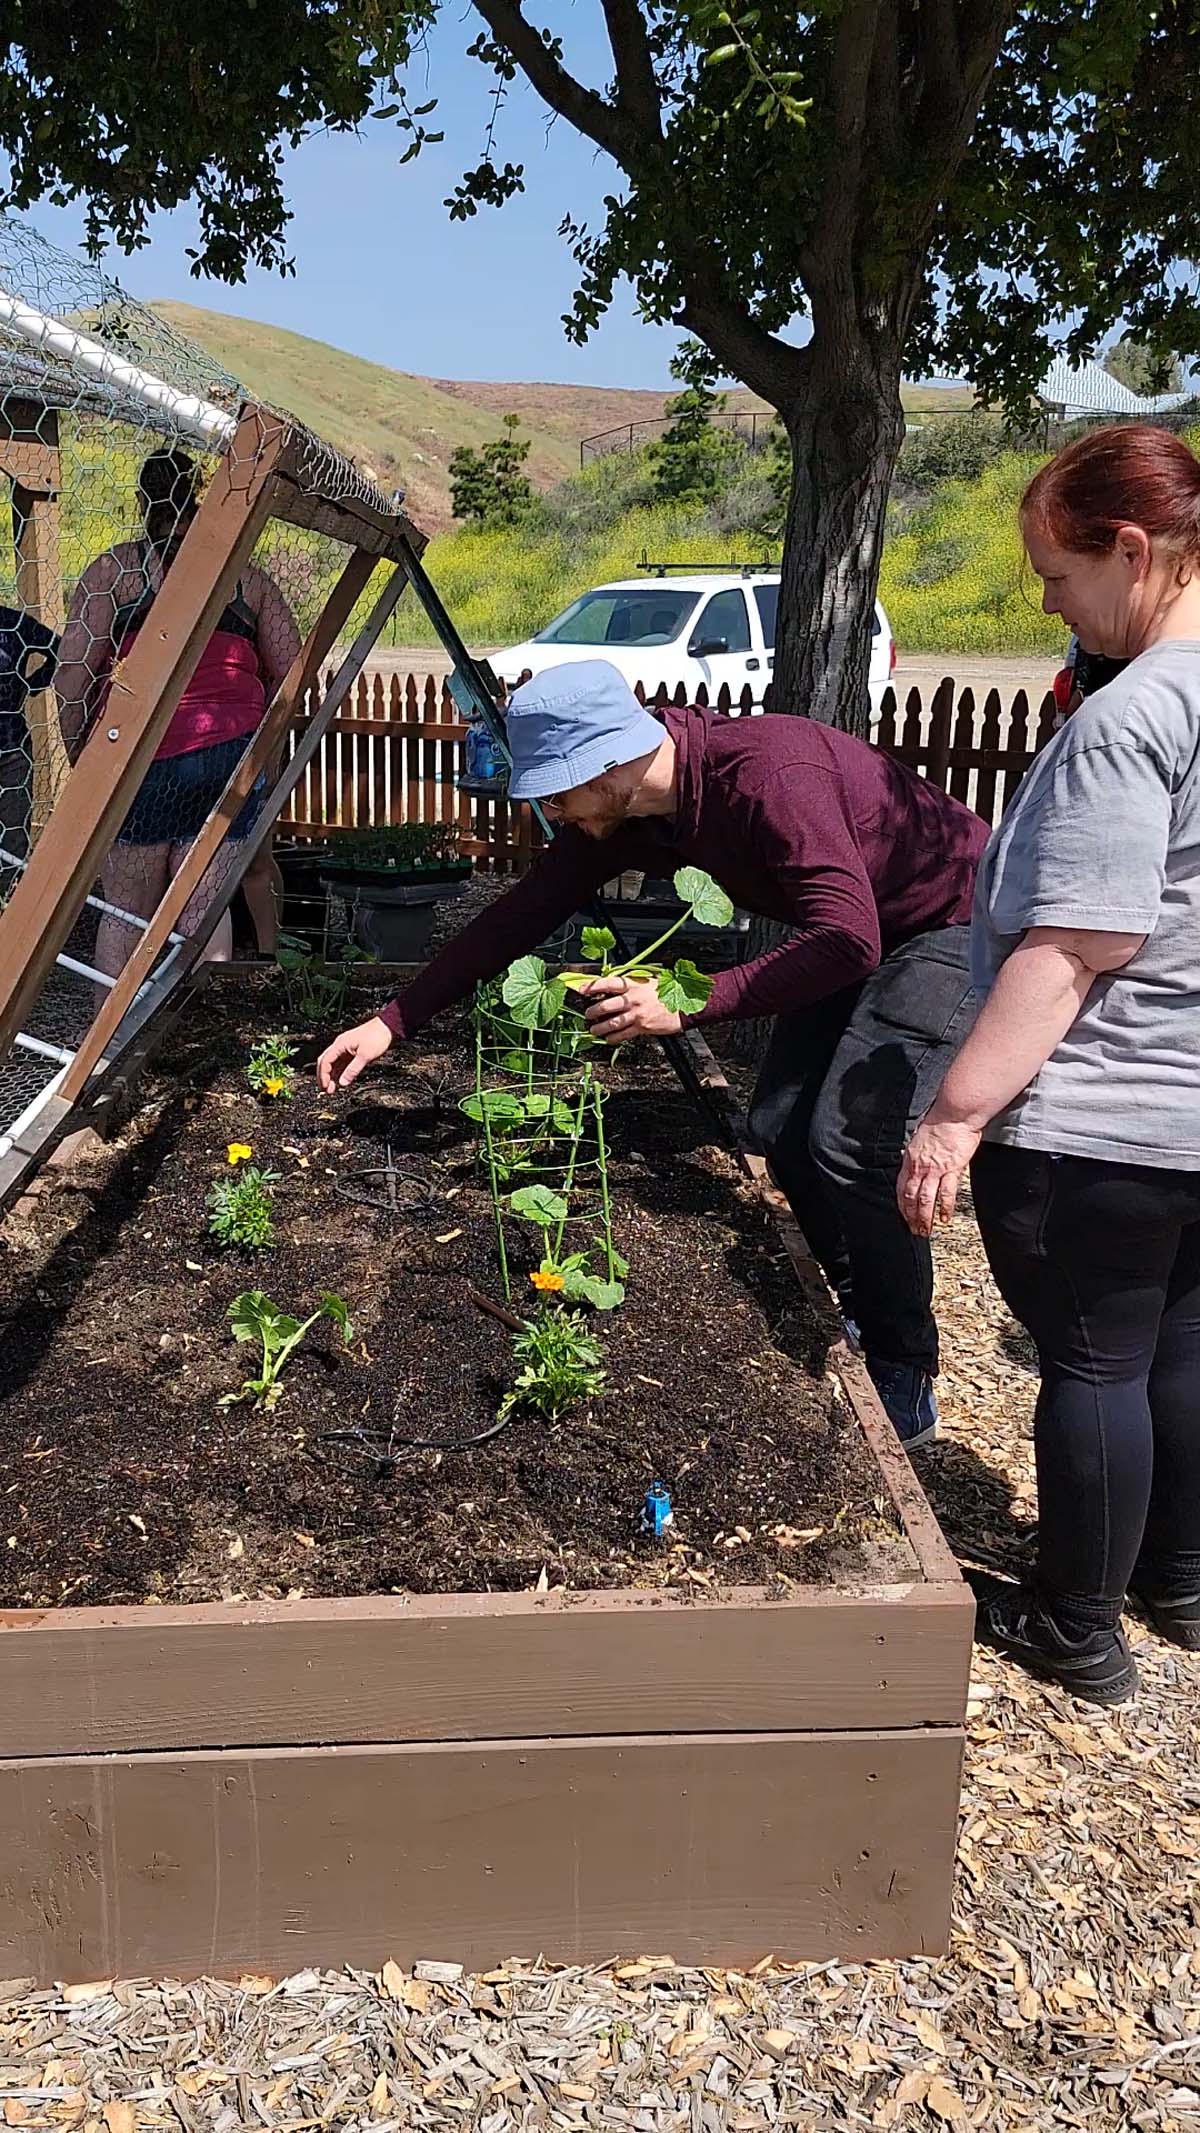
[747,924,976,1374]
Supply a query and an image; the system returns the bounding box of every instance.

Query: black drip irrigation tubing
[316,1289,526,1466]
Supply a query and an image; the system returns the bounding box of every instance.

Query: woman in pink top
[57,450,300,975]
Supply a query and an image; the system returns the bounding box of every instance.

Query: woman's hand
[317,1015,394,1092]
[580,975,683,1043]
[898,1112,982,1237]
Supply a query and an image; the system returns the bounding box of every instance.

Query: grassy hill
[151,300,971,533]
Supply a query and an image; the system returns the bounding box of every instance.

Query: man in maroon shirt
[319,660,987,1448]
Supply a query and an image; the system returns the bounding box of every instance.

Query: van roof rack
[635,553,776,579]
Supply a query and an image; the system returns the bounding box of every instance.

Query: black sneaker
[1127,1583,1200,1651]
[970,1576,1138,1706]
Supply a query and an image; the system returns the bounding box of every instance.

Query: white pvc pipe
[0,844,188,946]
[0,286,237,451]
[14,1031,72,1066]
[57,951,114,988]
[0,1059,69,1162]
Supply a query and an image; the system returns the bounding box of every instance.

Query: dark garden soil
[0,973,912,1607]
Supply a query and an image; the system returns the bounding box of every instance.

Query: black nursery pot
[319,862,471,961]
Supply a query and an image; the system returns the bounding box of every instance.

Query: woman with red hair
[899,422,1200,1705]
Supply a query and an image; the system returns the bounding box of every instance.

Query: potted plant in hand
[319,822,472,961]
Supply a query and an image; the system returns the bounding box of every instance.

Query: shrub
[879,452,1064,656]
[897,411,1009,493]
[449,414,535,528]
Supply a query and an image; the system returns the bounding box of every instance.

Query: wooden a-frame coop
[0,219,507,1210]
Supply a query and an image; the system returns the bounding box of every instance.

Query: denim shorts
[117,734,266,848]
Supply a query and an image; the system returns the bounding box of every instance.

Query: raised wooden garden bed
[0,967,972,1980]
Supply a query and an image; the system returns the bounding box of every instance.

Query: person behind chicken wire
[55,449,300,974]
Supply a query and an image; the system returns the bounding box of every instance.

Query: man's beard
[578,783,633,838]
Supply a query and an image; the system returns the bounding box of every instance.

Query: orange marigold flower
[529,1268,565,1293]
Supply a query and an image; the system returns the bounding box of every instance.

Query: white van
[494,568,896,714]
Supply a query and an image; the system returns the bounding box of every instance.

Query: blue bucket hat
[506,660,667,801]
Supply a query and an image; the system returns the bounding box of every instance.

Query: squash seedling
[222,1290,353,1409]
[563,866,734,1018]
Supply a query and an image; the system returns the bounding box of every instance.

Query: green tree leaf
[657,958,714,1015]
[228,1290,297,1353]
[674,867,734,928]
[521,1093,578,1133]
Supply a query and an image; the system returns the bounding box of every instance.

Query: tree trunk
[733,327,903,1061]
[771,335,905,735]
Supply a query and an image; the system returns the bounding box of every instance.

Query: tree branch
[916,0,965,127]
[805,0,886,282]
[676,259,810,409]
[470,0,643,170]
[912,0,1017,205]
[600,0,663,138]
[867,0,901,172]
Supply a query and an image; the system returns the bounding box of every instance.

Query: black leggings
[971,1142,1200,1629]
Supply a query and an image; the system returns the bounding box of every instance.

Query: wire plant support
[465,974,623,1314]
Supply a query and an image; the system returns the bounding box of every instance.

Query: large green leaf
[581,924,615,962]
[674,866,733,928]
[228,1290,297,1353]
[509,1183,569,1226]
[657,958,714,1015]
[522,1093,578,1134]
[502,954,567,1028]
[562,1268,625,1311]
[459,1088,525,1127]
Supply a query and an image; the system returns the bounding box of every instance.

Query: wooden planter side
[0,1729,963,1977]
[0,971,971,1975]
[0,1582,971,1758]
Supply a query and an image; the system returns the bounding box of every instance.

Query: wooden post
[58,546,383,1101]
[0,402,69,841]
[926,676,954,791]
[0,407,288,1064]
[12,480,68,837]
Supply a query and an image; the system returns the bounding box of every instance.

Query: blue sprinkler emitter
[640,1483,674,1539]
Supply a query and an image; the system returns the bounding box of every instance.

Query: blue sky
[28,12,709,391]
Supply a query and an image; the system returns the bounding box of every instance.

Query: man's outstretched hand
[317,1015,394,1092]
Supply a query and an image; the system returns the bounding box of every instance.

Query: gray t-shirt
[971,641,1200,1168]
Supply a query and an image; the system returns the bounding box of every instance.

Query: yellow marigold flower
[262,1076,286,1097]
[530,1268,565,1293]
[226,1142,253,1165]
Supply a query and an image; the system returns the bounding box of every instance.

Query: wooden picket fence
[280,668,1061,868]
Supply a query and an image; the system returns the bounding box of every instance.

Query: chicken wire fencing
[0,217,424,1168]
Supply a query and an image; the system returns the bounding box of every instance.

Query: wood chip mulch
[2,1218,1198,2133]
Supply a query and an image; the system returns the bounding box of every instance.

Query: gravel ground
[2,1203,1197,2131]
